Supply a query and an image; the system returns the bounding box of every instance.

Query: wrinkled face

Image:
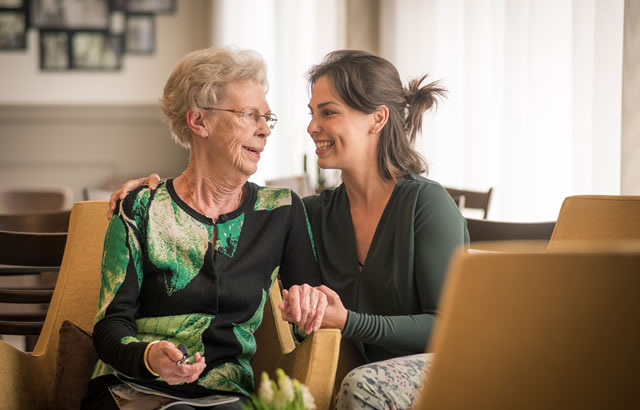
[307,75,374,172]
[204,80,272,177]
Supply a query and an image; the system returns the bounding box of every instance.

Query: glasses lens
[265,113,277,129]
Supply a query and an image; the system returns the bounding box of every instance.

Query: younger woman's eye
[322,110,336,116]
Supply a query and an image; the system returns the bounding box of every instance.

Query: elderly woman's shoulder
[254,184,299,211]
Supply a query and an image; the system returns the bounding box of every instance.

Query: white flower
[276,368,295,402]
[258,372,274,403]
[301,385,316,409]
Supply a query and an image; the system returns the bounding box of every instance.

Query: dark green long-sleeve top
[303,175,469,363]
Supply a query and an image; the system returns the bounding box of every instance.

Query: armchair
[414,243,640,409]
[550,194,640,242]
[0,201,341,410]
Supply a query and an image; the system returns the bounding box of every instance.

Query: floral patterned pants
[334,353,433,410]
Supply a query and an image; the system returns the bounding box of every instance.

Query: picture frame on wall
[31,0,109,29]
[71,30,122,70]
[125,13,153,54]
[40,29,122,71]
[39,30,69,70]
[0,0,23,7]
[0,9,27,49]
[124,0,176,14]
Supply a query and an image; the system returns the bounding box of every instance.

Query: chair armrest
[279,329,341,410]
[0,340,50,409]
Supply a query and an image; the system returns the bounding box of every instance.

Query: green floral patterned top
[90,179,321,397]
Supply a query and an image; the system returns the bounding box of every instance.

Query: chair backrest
[413,245,640,410]
[0,186,73,214]
[265,175,315,198]
[445,187,493,219]
[550,195,640,242]
[466,218,556,249]
[0,210,71,233]
[0,230,67,267]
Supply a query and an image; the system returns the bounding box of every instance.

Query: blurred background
[0,0,637,221]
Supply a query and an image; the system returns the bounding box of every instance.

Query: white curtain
[209,0,346,187]
[380,0,624,221]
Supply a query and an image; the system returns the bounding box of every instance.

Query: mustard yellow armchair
[550,194,640,242]
[414,243,640,410]
[0,201,341,410]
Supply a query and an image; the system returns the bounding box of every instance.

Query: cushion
[51,320,99,410]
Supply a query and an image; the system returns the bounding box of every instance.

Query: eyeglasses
[202,107,278,130]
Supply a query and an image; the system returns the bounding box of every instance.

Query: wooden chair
[550,195,640,243]
[466,218,556,250]
[0,209,70,233]
[0,211,70,351]
[0,186,73,214]
[445,187,493,219]
[0,201,341,410]
[414,243,640,410]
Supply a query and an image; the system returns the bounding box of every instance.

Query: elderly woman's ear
[185,107,209,139]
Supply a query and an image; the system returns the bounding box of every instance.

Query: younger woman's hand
[146,341,206,385]
[107,173,162,219]
[315,285,348,330]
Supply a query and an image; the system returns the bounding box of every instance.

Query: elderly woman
[81,48,324,410]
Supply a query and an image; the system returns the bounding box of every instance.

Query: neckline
[166,178,252,225]
[344,178,403,271]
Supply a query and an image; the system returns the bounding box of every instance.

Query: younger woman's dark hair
[307,49,446,180]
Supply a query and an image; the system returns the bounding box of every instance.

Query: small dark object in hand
[176,343,190,365]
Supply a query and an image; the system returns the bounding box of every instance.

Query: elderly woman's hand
[146,341,206,385]
[279,284,328,334]
[107,173,162,219]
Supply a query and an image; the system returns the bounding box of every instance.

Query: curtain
[380,0,624,221]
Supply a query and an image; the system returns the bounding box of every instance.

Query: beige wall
[0,0,209,202]
[0,0,210,105]
[622,0,640,194]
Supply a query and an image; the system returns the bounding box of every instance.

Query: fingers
[309,292,328,333]
[147,173,162,190]
[147,341,206,385]
[106,175,162,219]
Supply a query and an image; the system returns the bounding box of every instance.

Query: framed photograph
[0,0,23,7]
[124,0,175,14]
[0,10,26,49]
[71,31,122,70]
[39,30,69,70]
[125,13,153,54]
[31,0,109,29]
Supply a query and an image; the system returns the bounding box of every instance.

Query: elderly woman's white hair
[160,47,269,149]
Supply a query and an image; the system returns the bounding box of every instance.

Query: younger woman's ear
[185,107,208,137]
[370,105,389,134]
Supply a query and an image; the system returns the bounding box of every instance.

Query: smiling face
[307,76,377,173]
[202,80,272,177]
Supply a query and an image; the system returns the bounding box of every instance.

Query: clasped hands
[278,284,348,334]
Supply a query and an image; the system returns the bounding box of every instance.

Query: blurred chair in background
[466,218,556,250]
[445,187,493,219]
[0,186,72,352]
[0,228,67,352]
[550,195,640,243]
[265,175,316,197]
[0,185,73,214]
